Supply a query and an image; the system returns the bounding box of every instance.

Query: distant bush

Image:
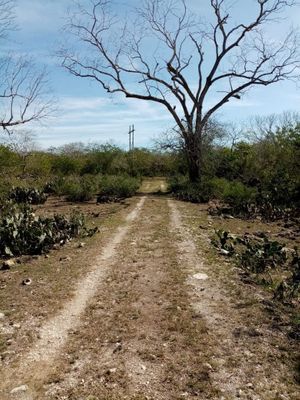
[169,175,214,203]
[169,176,258,216]
[51,155,82,175]
[0,203,97,257]
[50,175,99,202]
[210,178,257,214]
[9,187,48,205]
[65,177,97,202]
[97,175,140,202]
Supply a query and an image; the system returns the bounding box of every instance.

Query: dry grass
[42,197,219,400]
[1,184,299,399]
[137,177,168,194]
[0,196,134,367]
[176,200,300,399]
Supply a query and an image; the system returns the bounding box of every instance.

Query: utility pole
[131,124,135,150]
[128,124,135,151]
[128,126,132,151]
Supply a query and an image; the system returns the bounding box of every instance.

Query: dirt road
[0,186,299,399]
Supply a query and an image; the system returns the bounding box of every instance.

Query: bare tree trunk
[185,131,203,182]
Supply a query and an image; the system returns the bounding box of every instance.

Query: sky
[3,0,300,149]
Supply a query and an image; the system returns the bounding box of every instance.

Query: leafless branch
[0,0,16,39]
[0,1,55,133]
[0,56,55,133]
[61,0,300,180]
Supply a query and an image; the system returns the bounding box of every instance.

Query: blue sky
[6,0,300,149]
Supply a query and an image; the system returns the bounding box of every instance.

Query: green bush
[42,175,139,203]
[169,175,214,203]
[0,203,97,257]
[170,176,257,214]
[65,177,97,202]
[209,178,256,207]
[222,181,256,211]
[211,229,299,301]
[50,175,99,202]
[97,175,140,202]
[9,187,48,205]
[51,155,82,175]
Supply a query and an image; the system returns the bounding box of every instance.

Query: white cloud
[35,94,173,148]
[59,96,109,111]
[16,0,67,33]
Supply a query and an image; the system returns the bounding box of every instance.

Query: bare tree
[0,0,54,134]
[247,111,300,141]
[1,129,37,174]
[153,129,185,153]
[62,0,300,181]
[0,0,15,39]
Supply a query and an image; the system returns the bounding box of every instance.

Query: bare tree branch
[0,56,55,133]
[0,1,55,133]
[0,0,15,39]
[61,0,300,180]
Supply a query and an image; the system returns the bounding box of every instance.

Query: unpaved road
[0,192,299,399]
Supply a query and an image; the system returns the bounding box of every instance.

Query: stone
[220,249,230,256]
[113,342,122,353]
[60,256,71,262]
[203,362,213,371]
[0,312,5,319]
[1,259,15,270]
[105,367,117,375]
[193,273,208,280]
[224,214,234,219]
[10,385,28,394]
[78,242,86,248]
[22,278,32,286]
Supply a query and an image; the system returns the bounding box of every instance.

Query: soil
[0,179,299,400]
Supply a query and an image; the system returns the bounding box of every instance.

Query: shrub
[169,175,213,203]
[274,248,300,301]
[51,155,82,175]
[65,177,97,202]
[0,203,97,257]
[222,181,257,213]
[238,236,287,274]
[212,229,287,273]
[211,230,300,301]
[97,175,140,202]
[50,176,98,202]
[9,187,48,205]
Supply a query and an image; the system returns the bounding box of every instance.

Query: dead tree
[61,0,300,181]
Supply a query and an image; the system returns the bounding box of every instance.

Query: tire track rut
[0,197,146,400]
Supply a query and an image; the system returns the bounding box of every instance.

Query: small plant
[211,230,235,255]
[211,229,298,301]
[0,203,97,257]
[9,187,48,204]
[274,248,300,300]
[238,236,287,274]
